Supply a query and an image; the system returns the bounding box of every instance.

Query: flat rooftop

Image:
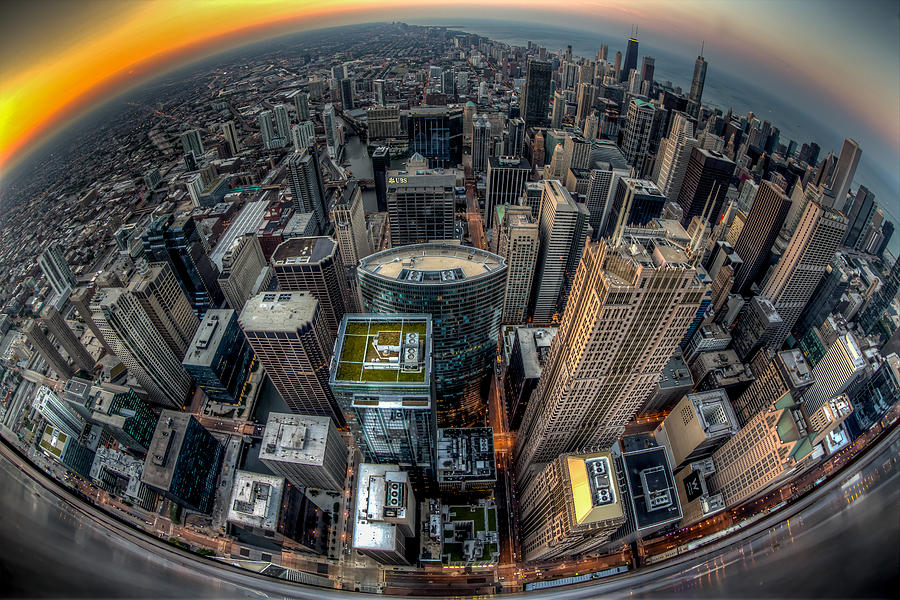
[516,327,557,379]
[621,446,683,530]
[183,309,236,367]
[238,291,318,332]
[259,412,331,466]
[332,314,431,385]
[271,236,335,266]
[211,201,269,270]
[437,428,496,483]
[567,452,624,526]
[227,470,284,531]
[352,464,410,552]
[141,411,191,490]
[778,349,814,388]
[358,243,505,282]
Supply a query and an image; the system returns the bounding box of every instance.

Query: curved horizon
[1,0,898,189]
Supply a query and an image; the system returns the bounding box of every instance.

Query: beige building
[519,451,626,562]
[218,234,267,312]
[40,305,94,372]
[352,464,416,565]
[330,181,372,268]
[238,291,344,424]
[515,237,708,480]
[129,262,199,358]
[366,106,401,140]
[654,390,739,473]
[496,206,540,323]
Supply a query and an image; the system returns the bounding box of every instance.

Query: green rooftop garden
[334,319,428,383]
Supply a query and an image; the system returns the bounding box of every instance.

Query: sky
[0,0,898,197]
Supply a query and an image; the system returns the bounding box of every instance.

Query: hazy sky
[0,0,898,192]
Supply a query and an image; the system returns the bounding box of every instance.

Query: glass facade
[169,417,224,513]
[108,389,158,451]
[407,109,462,168]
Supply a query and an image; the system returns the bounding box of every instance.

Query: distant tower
[339,78,354,110]
[287,148,328,234]
[858,256,900,335]
[472,115,491,173]
[374,79,386,106]
[640,56,655,83]
[653,112,697,203]
[238,292,345,425]
[522,59,552,127]
[330,181,372,268]
[179,129,204,157]
[274,104,292,143]
[497,207,540,323]
[258,110,279,150]
[731,181,791,294]
[621,99,655,172]
[675,147,735,228]
[323,104,339,158]
[38,243,76,298]
[688,49,707,118]
[221,121,241,155]
[620,34,639,82]
[826,138,862,209]
[293,92,310,121]
[550,90,566,130]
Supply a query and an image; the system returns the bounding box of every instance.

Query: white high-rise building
[291,121,316,152]
[330,181,372,268]
[472,115,491,173]
[826,138,861,209]
[179,129,204,157]
[653,112,697,202]
[38,243,76,298]
[515,236,708,479]
[221,121,240,155]
[497,207,540,323]
[258,110,280,150]
[621,98,655,171]
[324,104,339,158]
[274,104,292,143]
[801,333,867,416]
[287,148,327,234]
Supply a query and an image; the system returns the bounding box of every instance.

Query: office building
[287,148,328,234]
[550,90,566,130]
[259,110,281,150]
[827,138,861,209]
[141,411,223,513]
[91,287,193,408]
[90,446,156,509]
[142,213,222,317]
[472,115,491,173]
[732,181,791,293]
[372,146,390,212]
[687,54,707,118]
[485,156,530,230]
[858,256,900,335]
[329,314,436,479]
[258,412,348,491]
[675,148,735,228]
[352,464,416,565]
[531,180,591,323]
[800,333,867,416]
[504,327,557,429]
[435,428,496,493]
[497,207,540,323]
[386,160,457,247]
[761,201,848,347]
[331,182,372,269]
[39,305,94,372]
[639,352,694,415]
[731,296,783,360]
[522,59,552,127]
[374,79,385,106]
[270,237,354,336]
[63,379,157,454]
[732,349,813,425]
[24,319,73,380]
[293,91,309,120]
[843,186,876,248]
[366,106,402,140]
[515,237,708,478]
[38,425,95,477]
[221,120,240,155]
[519,451,626,562]
[621,35,639,81]
[128,262,200,358]
[179,129,204,157]
[38,243,76,298]
[239,292,344,423]
[653,112,697,204]
[291,121,316,152]
[33,385,85,440]
[690,349,754,398]
[339,78,354,110]
[407,106,463,168]
[604,178,666,242]
[358,244,507,426]
[274,104,292,142]
[323,103,339,158]
[621,99,655,171]
[70,285,113,354]
[654,390,739,472]
[846,353,900,433]
[217,234,267,312]
[182,309,253,404]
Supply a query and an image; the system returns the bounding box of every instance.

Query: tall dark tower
[523,59,552,127]
[688,45,707,118]
[620,33,639,82]
[731,181,791,294]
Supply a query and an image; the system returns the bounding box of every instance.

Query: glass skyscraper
[407,107,463,168]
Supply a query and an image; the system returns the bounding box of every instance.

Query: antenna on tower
[700,40,705,57]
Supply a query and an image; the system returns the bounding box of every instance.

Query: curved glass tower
[358,243,507,426]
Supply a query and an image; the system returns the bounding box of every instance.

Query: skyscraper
[142,411,223,513]
[290,121,315,152]
[179,129,204,157]
[274,104,292,142]
[731,349,813,426]
[38,243,76,298]
[731,181,791,294]
[522,59,552,127]
[386,160,457,247]
[270,237,354,336]
[688,54,707,118]
[485,156,530,230]
[640,56,655,83]
[603,178,666,242]
[287,148,328,234]
[238,292,344,425]
[324,103,340,158]
[141,213,222,317]
[407,106,463,168]
[531,181,591,323]
[653,390,739,472]
[826,138,861,209]
[70,285,113,354]
[515,237,707,478]
[182,309,254,404]
[497,207,540,323]
[843,185,876,249]
[357,244,507,426]
[40,305,94,372]
[371,146,390,212]
[550,90,566,130]
[128,262,200,358]
[330,181,372,268]
[621,98,655,171]
[374,79,386,106]
[221,121,241,155]
[858,256,900,334]
[761,201,848,348]
[620,36,639,83]
[293,91,310,121]
[339,78,354,110]
[472,115,491,173]
[259,412,348,491]
[24,320,73,380]
[800,332,867,416]
[91,287,194,408]
[217,234,267,312]
[653,111,697,203]
[675,147,735,228]
[258,110,280,150]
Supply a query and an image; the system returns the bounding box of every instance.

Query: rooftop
[259,412,332,466]
[183,309,236,367]
[516,327,557,379]
[567,452,625,526]
[332,314,431,385]
[778,349,814,388]
[142,411,191,490]
[352,464,412,552]
[358,243,505,283]
[271,236,336,266]
[436,428,496,484]
[238,291,319,332]
[227,470,284,532]
[621,446,683,530]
